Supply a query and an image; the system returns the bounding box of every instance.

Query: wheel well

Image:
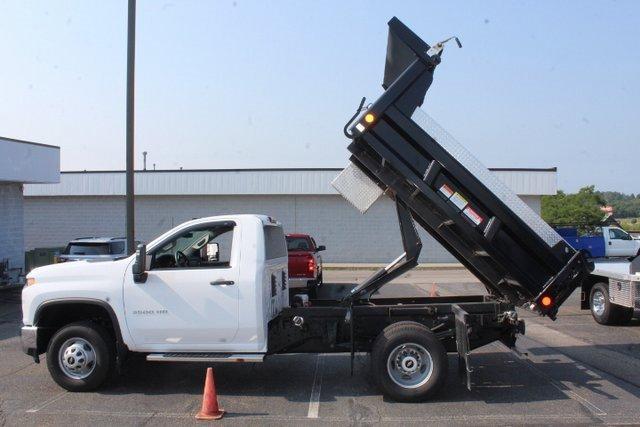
[35,302,119,354]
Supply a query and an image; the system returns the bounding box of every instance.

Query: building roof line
[59,167,557,174]
[0,136,60,150]
[489,167,557,172]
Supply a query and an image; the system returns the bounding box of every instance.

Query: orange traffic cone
[429,282,438,297]
[196,367,225,420]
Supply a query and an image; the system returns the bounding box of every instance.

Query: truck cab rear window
[286,237,312,251]
[265,226,287,260]
[64,243,110,255]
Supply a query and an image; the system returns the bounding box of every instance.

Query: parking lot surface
[1,269,639,425]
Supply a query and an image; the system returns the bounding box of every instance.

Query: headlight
[26,277,37,286]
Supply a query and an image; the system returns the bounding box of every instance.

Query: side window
[150,223,235,270]
[264,226,287,260]
[609,228,628,240]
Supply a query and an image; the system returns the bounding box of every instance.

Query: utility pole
[125,0,136,254]
[143,151,147,171]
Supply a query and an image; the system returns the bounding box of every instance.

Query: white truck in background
[581,255,640,325]
[558,226,640,259]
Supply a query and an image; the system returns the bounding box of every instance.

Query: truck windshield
[286,237,311,251]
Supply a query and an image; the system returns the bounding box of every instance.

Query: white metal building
[0,137,60,271]
[24,167,557,263]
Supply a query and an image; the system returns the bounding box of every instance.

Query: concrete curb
[323,263,464,271]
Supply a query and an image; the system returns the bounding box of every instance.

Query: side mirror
[317,245,326,252]
[132,244,148,283]
[205,243,219,262]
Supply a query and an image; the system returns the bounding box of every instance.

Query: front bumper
[21,326,39,357]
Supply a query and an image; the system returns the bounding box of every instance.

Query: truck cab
[22,215,288,389]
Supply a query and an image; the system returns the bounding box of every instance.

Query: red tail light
[307,256,315,273]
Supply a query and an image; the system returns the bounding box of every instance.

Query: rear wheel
[590,283,633,325]
[46,321,114,391]
[371,321,447,402]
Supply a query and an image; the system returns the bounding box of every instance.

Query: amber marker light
[540,296,553,307]
[364,113,375,124]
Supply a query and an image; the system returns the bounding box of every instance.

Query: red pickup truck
[285,234,325,291]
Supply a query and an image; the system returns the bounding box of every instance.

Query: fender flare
[34,299,129,364]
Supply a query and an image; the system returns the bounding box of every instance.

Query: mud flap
[452,304,473,391]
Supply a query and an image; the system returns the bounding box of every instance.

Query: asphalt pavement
[1,269,639,426]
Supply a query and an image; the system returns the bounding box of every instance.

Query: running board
[146,353,264,363]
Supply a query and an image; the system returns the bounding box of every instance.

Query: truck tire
[46,321,115,392]
[371,321,447,402]
[617,306,635,325]
[590,283,633,325]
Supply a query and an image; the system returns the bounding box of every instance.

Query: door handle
[210,280,235,286]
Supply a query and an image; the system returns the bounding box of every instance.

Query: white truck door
[606,227,637,257]
[123,221,240,350]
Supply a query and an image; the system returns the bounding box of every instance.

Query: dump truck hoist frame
[343,17,591,320]
[269,16,590,396]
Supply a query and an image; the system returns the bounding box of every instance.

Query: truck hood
[22,256,135,326]
[27,256,133,288]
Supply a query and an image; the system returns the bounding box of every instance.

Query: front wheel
[46,321,114,391]
[371,321,447,402]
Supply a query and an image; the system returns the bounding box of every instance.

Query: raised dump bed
[333,17,591,319]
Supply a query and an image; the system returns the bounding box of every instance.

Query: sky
[0,0,638,193]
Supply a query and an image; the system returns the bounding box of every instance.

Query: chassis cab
[22,215,288,388]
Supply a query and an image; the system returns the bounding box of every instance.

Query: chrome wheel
[592,290,606,316]
[58,337,97,379]
[387,343,433,389]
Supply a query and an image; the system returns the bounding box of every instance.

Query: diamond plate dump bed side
[341,17,591,318]
[331,163,384,214]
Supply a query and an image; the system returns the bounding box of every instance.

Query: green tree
[541,186,606,226]
[598,191,640,218]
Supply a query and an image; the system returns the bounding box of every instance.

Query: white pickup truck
[22,215,289,390]
[558,226,640,258]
